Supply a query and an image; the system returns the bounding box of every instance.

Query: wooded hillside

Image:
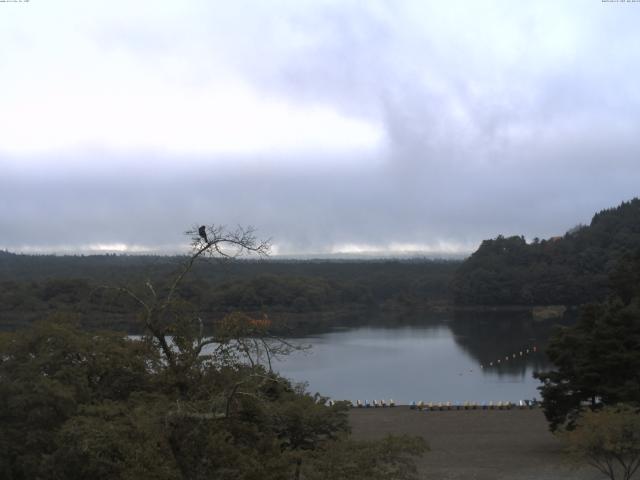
[0,255,457,332]
[452,198,640,306]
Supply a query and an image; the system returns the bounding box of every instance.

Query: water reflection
[273,313,568,405]
[449,310,561,378]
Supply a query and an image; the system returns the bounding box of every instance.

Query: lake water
[273,317,557,405]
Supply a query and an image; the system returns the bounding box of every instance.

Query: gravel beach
[349,408,605,480]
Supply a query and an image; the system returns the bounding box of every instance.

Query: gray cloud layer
[1,1,639,255]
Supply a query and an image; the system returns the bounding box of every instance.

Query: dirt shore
[349,407,604,480]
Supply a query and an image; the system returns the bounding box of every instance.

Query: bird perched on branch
[198,225,208,243]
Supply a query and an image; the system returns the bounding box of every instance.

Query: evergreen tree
[535,252,640,431]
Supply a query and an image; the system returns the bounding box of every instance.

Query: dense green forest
[535,250,640,431]
[0,253,457,333]
[452,198,640,306]
[4,198,640,332]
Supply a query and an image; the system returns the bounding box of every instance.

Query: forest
[452,198,640,306]
[3,198,640,336]
[0,251,457,333]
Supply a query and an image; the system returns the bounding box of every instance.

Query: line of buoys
[480,345,538,370]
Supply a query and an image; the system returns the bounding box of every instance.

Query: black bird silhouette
[198,225,208,243]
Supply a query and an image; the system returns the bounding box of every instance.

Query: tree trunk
[294,457,302,480]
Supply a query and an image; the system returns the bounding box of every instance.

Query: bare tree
[107,225,271,382]
[561,404,640,480]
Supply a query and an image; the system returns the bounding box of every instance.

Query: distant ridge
[452,198,640,306]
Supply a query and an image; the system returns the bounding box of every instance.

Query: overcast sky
[1,0,639,256]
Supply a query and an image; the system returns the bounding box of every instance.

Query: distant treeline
[5,197,637,326]
[0,253,458,331]
[452,198,640,306]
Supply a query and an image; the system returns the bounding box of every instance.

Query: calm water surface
[273,320,554,405]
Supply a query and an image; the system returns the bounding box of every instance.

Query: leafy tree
[0,317,156,479]
[561,405,640,480]
[535,252,640,431]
